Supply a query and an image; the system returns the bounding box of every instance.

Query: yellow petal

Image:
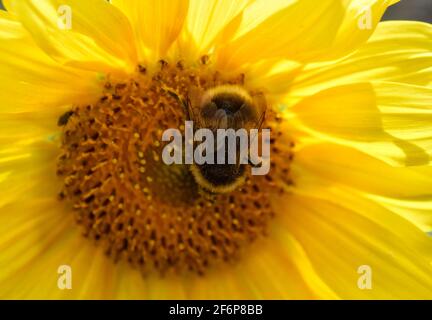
[245,58,304,105]
[0,11,100,112]
[184,0,252,54]
[112,0,189,62]
[8,0,137,73]
[274,192,432,299]
[294,142,432,232]
[0,127,119,298]
[216,0,398,69]
[289,82,432,166]
[179,235,316,299]
[291,155,432,251]
[291,21,432,97]
[0,121,59,209]
[0,199,116,299]
[296,142,432,198]
[269,227,339,299]
[0,199,74,298]
[368,196,432,233]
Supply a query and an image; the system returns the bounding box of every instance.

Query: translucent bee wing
[251,92,267,119]
[230,104,249,130]
[214,109,228,130]
[187,86,207,125]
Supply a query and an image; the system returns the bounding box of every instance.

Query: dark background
[0,0,431,22]
[382,0,432,22]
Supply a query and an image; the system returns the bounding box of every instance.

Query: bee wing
[187,86,208,127]
[255,108,266,131]
[214,109,228,130]
[232,104,253,170]
[239,94,267,168]
[252,92,267,129]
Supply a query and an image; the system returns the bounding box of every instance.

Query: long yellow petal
[289,82,432,166]
[296,142,432,198]
[112,0,189,62]
[0,11,100,112]
[294,142,432,232]
[292,21,432,97]
[8,0,137,73]
[216,0,398,69]
[184,0,252,55]
[274,192,432,299]
[0,200,116,299]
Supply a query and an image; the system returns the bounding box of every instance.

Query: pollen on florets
[56,57,295,275]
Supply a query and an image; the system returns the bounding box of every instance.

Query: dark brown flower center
[56,59,294,275]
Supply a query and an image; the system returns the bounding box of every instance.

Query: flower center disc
[57,59,293,275]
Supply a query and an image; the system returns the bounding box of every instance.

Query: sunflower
[0,0,431,300]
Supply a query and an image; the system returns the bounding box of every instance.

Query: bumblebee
[185,85,267,194]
